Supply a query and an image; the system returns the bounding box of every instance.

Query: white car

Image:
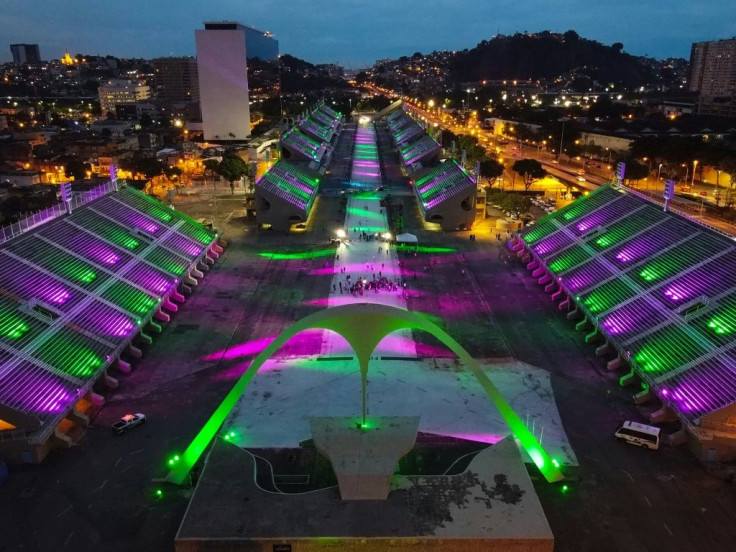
[112,413,146,435]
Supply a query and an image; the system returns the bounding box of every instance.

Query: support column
[162,299,178,312]
[171,290,186,303]
[127,344,143,359]
[146,321,163,334]
[607,356,622,371]
[87,390,104,407]
[532,267,545,277]
[650,405,676,424]
[558,297,570,310]
[585,327,599,343]
[66,408,90,426]
[191,268,204,279]
[665,429,688,447]
[526,259,539,270]
[551,287,563,301]
[566,307,580,321]
[117,359,132,374]
[539,274,552,285]
[619,367,639,387]
[103,372,119,389]
[136,332,153,345]
[575,318,590,331]
[155,308,171,322]
[595,341,611,356]
[634,388,652,405]
[545,281,557,293]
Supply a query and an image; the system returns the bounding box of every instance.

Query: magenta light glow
[309,263,424,277]
[432,431,505,445]
[374,333,456,358]
[0,369,74,414]
[204,336,277,362]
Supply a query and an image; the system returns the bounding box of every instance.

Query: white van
[614,421,660,450]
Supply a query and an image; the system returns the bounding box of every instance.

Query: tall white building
[195,22,279,141]
[98,79,151,117]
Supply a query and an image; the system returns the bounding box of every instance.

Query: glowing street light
[692,160,698,187]
[336,229,347,239]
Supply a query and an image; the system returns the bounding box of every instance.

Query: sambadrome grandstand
[513,185,736,463]
[0,179,220,463]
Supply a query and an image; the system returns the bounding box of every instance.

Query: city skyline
[3,0,735,67]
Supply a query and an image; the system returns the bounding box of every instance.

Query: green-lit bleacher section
[298,114,334,143]
[280,103,343,164]
[517,185,736,424]
[387,109,440,167]
[412,160,475,213]
[255,160,319,216]
[0,186,217,441]
[280,127,324,163]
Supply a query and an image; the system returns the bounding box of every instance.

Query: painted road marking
[663,523,673,536]
[643,495,652,507]
[620,469,635,482]
[57,505,72,518]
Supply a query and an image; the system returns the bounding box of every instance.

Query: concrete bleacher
[254,160,320,232]
[0,184,219,462]
[410,160,476,231]
[515,185,736,461]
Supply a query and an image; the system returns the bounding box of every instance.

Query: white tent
[396,233,418,244]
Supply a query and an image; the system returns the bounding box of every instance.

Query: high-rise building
[688,38,736,117]
[195,21,279,141]
[153,57,200,103]
[10,44,40,65]
[98,79,151,117]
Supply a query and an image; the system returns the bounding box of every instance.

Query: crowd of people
[333,271,408,297]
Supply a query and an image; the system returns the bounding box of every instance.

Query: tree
[501,194,533,219]
[216,156,249,195]
[478,157,504,187]
[622,160,649,185]
[203,159,221,191]
[512,159,547,191]
[457,134,486,165]
[64,157,91,180]
[139,113,153,127]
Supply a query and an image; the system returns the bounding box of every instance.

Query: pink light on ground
[374,334,456,358]
[309,263,425,277]
[305,296,360,307]
[203,336,277,362]
[433,431,506,444]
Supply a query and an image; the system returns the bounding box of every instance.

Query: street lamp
[692,160,698,187]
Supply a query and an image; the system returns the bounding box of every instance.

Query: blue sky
[4,0,735,67]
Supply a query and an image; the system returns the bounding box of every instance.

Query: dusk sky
[4,0,735,67]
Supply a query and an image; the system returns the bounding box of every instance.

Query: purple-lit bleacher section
[561,259,616,293]
[0,185,218,437]
[517,184,736,425]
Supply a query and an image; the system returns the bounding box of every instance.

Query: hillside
[450,31,665,88]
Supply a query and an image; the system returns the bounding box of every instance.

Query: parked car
[112,413,146,435]
[614,421,660,450]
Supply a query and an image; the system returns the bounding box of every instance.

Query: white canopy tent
[396,233,418,244]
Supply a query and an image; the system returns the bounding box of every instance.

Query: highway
[363,83,736,236]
